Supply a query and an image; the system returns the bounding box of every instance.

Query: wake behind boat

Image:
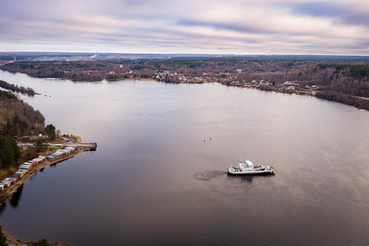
[227,160,274,175]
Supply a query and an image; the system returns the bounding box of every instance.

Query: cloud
[0,0,369,55]
[291,1,369,26]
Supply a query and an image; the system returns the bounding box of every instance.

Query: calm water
[1,70,369,245]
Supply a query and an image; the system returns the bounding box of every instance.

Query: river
[1,70,369,245]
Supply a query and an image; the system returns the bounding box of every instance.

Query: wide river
[1,70,369,245]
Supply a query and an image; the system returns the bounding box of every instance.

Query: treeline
[2,115,30,137]
[0,80,35,96]
[0,90,16,99]
[2,61,108,82]
[0,59,326,82]
[317,91,369,110]
[312,64,369,98]
[319,64,369,79]
[0,135,20,167]
[0,90,45,136]
[2,58,363,84]
[0,90,59,169]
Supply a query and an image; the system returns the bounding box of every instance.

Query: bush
[45,124,56,140]
[36,139,44,152]
[35,238,51,246]
[0,226,7,246]
[0,135,20,167]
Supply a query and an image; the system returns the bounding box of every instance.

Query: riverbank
[5,234,67,246]
[0,135,88,246]
[0,148,86,207]
[3,68,369,112]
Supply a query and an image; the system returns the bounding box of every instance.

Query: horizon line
[1,51,369,58]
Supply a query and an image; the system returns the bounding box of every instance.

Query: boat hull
[227,168,274,175]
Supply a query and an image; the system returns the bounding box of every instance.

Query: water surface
[1,71,369,245]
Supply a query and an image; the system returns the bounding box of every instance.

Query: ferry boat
[227,160,274,175]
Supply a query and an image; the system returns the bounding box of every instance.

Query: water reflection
[194,170,274,184]
[9,184,24,209]
[0,203,7,215]
[50,159,68,168]
[50,163,58,168]
[226,173,274,184]
[29,172,37,180]
[2,71,369,245]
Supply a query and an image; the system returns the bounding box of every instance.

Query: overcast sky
[1,0,369,55]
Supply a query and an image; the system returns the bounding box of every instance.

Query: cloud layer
[1,0,369,55]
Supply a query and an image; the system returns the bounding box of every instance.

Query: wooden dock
[65,142,97,151]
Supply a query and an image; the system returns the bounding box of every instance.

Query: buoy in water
[210,137,212,140]
[204,139,205,142]
[120,173,121,176]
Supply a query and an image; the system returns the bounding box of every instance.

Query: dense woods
[312,64,369,109]
[0,135,21,167]
[0,90,45,136]
[0,90,45,167]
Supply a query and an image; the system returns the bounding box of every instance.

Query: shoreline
[0,135,87,246]
[2,69,369,112]
[0,148,86,207]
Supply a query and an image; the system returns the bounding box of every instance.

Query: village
[0,145,77,189]
[0,135,97,209]
[153,70,319,96]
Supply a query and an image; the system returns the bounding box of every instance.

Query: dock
[65,142,97,151]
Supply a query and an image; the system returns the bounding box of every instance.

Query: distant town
[1,52,369,110]
[153,70,319,96]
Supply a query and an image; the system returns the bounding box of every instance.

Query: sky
[1,0,369,55]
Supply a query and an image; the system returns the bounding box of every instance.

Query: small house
[52,151,62,158]
[18,168,29,173]
[15,171,25,178]
[26,160,37,166]
[17,169,27,175]
[10,173,21,180]
[19,164,32,170]
[0,181,11,187]
[54,151,64,157]
[32,158,42,164]
[5,177,17,183]
[62,148,71,154]
[65,147,75,152]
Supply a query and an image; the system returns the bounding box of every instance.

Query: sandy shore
[0,135,87,245]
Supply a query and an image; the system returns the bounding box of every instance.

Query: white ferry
[227,160,274,175]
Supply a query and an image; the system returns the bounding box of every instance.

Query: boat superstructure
[227,160,274,175]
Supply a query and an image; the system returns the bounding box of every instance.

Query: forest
[0,135,21,167]
[0,90,46,168]
[0,90,45,136]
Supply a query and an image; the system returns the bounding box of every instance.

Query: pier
[65,142,97,151]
